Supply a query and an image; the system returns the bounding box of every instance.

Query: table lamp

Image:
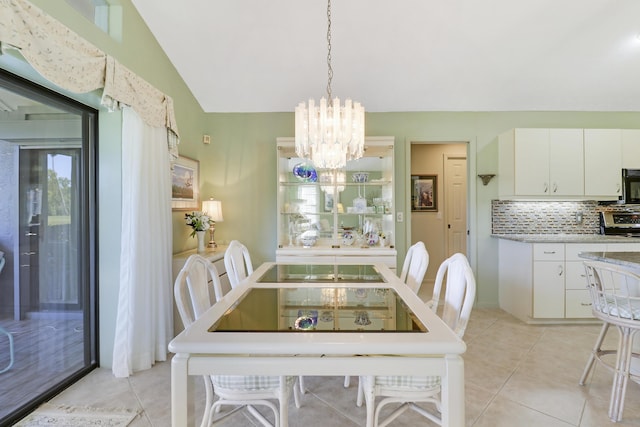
[202,198,224,248]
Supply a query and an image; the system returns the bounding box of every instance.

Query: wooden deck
[0,315,85,421]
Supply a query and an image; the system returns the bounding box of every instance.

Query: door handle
[21,251,36,256]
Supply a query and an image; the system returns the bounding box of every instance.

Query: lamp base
[208,223,217,249]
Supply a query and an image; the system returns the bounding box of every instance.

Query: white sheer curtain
[112,107,173,378]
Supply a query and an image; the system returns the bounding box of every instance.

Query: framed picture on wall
[411,175,437,212]
[171,155,200,210]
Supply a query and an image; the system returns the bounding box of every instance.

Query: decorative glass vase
[196,230,206,253]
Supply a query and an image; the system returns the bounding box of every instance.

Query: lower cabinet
[499,240,640,323]
[171,246,229,336]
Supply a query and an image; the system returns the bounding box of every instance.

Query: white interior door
[445,155,467,257]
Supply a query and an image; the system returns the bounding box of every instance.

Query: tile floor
[20,308,640,426]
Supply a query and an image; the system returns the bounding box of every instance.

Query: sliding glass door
[0,70,97,425]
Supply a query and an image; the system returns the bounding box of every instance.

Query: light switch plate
[203,134,211,144]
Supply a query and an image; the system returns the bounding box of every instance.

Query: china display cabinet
[276,137,397,269]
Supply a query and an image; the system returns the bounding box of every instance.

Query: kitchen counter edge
[491,234,640,244]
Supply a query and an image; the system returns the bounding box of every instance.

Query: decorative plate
[342,231,355,246]
[364,232,379,246]
[293,162,317,182]
[294,315,315,330]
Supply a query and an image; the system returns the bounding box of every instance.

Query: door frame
[405,139,477,274]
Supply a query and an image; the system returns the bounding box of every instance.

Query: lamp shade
[202,199,223,222]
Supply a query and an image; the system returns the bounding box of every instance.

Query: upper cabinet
[275,137,396,265]
[583,129,622,198]
[622,129,640,169]
[500,128,584,197]
[499,128,631,200]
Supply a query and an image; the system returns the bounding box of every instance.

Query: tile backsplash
[491,200,600,235]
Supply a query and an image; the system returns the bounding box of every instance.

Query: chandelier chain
[326,0,333,102]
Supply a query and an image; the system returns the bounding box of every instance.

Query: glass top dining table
[210,263,427,333]
[169,261,467,427]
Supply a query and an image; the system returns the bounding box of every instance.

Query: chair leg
[579,322,609,386]
[609,327,637,422]
[298,376,306,394]
[344,375,350,388]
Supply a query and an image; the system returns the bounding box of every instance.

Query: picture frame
[171,156,200,210]
[411,175,437,212]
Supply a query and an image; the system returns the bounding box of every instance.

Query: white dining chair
[224,240,254,288]
[345,241,429,390]
[357,253,476,427]
[399,241,429,294]
[175,254,299,427]
[579,260,640,422]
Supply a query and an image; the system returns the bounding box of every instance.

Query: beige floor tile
[499,368,588,425]
[474,395,574,427]
[21,308,640,426]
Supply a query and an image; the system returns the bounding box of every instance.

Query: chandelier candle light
[202,198,224,249]
[295,0,365,170]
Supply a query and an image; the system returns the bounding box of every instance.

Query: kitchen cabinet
[498,239,640,323]
[622,129,640,169]
[275,137,397,269]
[532,244,565,318]
[499,128,583,197]
[584,129,622,198]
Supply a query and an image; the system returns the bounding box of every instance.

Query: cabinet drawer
[566,289,594,318]
[565,261,589,290]
[533,244,564,261]
[565,243,608,261]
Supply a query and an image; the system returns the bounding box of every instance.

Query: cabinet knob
[543,251,556,254]
[553,183,558,193]
[580,302,592,306]
[557,265,563,276]
[544,183,549,193]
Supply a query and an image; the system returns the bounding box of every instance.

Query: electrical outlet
[397,212,404,222]
[203,134,211,144]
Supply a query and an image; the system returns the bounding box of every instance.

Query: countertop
[491,234,640,243]
[578,251,640,268]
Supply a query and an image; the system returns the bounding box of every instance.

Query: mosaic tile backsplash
[491,200,601,235]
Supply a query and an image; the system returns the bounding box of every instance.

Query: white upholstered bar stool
[579,260,640,422]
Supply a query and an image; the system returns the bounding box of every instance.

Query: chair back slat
[174,254,222,329]
[224,240,254,288]
[433,253,476,338]
[584,261,640,324]
[399,241,429,294]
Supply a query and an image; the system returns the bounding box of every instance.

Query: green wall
[4,1,640,369]
[202,111,640,311]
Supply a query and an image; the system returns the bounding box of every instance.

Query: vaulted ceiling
[131,0,640,113]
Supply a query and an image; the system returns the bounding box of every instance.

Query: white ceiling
[131,0,640,113]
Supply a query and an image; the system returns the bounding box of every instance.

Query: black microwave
[622,169,640,204]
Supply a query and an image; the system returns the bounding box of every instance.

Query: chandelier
[294,0,365,170]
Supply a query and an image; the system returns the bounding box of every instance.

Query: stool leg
[609,326,634,422]
[580,322,609,385]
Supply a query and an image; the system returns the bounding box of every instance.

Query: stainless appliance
[600,211,640,237]
[622,169,640,204]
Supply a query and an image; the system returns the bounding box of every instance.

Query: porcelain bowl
[352,172,369,183]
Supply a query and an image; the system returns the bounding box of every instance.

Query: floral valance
[0,0,179,159]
